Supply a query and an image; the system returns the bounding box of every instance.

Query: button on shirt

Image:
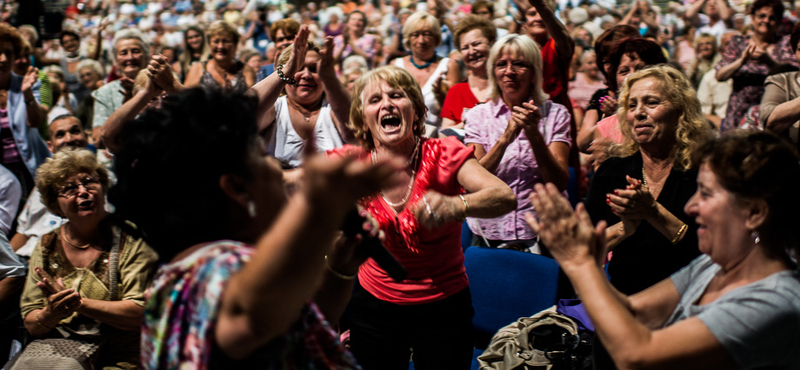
[463,99,572,241]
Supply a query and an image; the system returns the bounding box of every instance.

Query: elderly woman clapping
[527,130,800,370]
[16,148,158,369]
[463,34,571,250]
[584,65,714,295]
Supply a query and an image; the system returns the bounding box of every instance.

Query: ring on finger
[65,305,70,310]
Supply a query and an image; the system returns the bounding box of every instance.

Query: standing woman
[715,0,798,131]
[333,11,380,68]
[185,21,256,93]
[339,65,516,370]
[440,15,497,132]
[173,26,210,83]
[0,24,48,198]
[463,34,571,250]
[393,12,460,132]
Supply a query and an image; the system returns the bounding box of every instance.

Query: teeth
[381,114,399,121]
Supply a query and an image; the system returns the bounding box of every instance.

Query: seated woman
[463,34,571,251]
[17,148,158,369]
[108,33,401,368]
[527,130,800,370]
[584,65,714,295]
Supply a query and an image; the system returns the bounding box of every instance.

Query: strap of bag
[108,227,121,301]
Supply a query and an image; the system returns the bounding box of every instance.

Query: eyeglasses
[275,35,296,43]
[494,60,530,72]
[58,176,101,198]
[409,31,435,39]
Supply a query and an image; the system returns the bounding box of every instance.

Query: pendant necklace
[287,98,322,123]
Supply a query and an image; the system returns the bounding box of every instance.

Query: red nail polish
[606,199,610,204]
[613,190,618,195]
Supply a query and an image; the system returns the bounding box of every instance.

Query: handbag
[5,230,122,370]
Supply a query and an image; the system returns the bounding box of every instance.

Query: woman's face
[684,162,754,263]
[625,77,679,147]
[274,29,296,56]
[582,52,600,79]
[362,80,418,149]
[79,67,99,89]
[494,48,533,102]
[345,72,362,94]
[186,30,204,51]
[161,48,176,64]
[751,7,779,36]
[0,42,15,75]
[409,27,437,55]
[524,7,547,40]
[61,34,80,53]
[286,51,323,105]
[209,33,236,62]
[348,13,366,33]
[246,54,263,70]
[56,172,106,220]
[459,29,491,73]
[115,39,146,79]
[615,52,646,92]
[576,29,592,46]
[696,38,715,59]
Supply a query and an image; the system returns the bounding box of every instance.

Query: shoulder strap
[108,227,122,301]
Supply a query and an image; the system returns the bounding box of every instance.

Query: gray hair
[112,28,151,63]
[76,59,104,79]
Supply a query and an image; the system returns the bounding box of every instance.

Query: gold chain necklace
[372,138,420,209]
[61,225,91,250]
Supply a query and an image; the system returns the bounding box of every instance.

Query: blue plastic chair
[465,247,561,370]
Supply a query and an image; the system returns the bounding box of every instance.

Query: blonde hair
[487,34,548,104]
[207,20,240,45]
[402,12,442,50]
[611,65,714,169]
[35,148,111,217]
[348,66,427,149]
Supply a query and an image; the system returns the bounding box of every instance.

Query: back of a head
[693,131,800,259]
[109,88,257,262]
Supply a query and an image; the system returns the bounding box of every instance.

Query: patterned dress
[716,34,798,131]
[141,240,360,370]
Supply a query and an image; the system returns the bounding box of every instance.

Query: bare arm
[102,86,161,155]
[530,0,574,59]
[318,36,356,144]
[183,62,204,88]
[685,0,705,19]
[75,299,143,331]
[90,20,108,61]
[9,233,28,251]
[523,128,570,191]
[716,0,733,21]
[577,111,599,153]
[762,77,800,134]
[243,64,256,88]
[456,158,518,218]
[32,49,61,66]
[22,68,45,128]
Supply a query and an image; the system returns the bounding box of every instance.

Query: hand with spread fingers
[525,183,607,267]
[285,25,311,80]
[606,175,658,221]
[34,266,82,319]
[412,190,466,229]
[318,36,337,80]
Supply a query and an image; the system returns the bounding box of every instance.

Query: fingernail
[606,199,610,204]
[614,190,618,195]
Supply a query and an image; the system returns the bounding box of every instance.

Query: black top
[585,152,700,295]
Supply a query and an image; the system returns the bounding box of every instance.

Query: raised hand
[146,54,178,93]
[318,36,336,80]
[284,25,311,80]
[525,183,607,267]
[606,175,658,221]
[21,66,39,93]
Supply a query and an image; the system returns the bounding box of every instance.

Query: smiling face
[581,51,600,79]
[286,51,323,105]
[459,29,491,73]
[274,29,296,56]
[525,7,548,41]
[56,172,106,221]
[493,47,533,102]
[48,117,88,153]
[186,29,204,51]
[684,162,754,262]
[347,12,366,34]
[616,52,646,92]
[751,6,779,36]
[79,67,100,89]
[362,80,418,150]
[409,27,437,56]
[625,77,679,147]
[696,37,715,59]
[115,38,146,79]
[209,33,236,62]
[61,34,80,53]
[0,42,15,75]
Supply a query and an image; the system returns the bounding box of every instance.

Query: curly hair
[0,23,24,59]
[35,148,111,217]
[348,66,427,150]
[108,88,257,262]
[692,130,800,261]
[611,65,714,170]
[453,14,497,48]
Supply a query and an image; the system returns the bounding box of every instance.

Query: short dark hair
[607,37,667,92]
[471,0,494,15]
[692,130,800,261]
[750,0,784,19]
[109,88,258,262]
[59,30,80,44]
[594,25,639,82]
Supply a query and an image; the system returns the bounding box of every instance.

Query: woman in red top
[334,65,515,370]
[440,15,497,134]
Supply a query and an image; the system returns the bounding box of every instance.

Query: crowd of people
[0,0,799,368]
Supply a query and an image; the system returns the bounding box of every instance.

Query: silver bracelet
[276,64,296,85]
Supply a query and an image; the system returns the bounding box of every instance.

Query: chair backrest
[465,247,561,347]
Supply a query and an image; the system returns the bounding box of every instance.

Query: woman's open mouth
[380,114,402,133]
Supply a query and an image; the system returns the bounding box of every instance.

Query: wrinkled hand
[412,190,464,229]
[35,267,81,319]
[525,183,607,267]
[146,54,177,93]
[514,100,542,133]
[606,175,658,221]
[327,207,384,275]
[21,67,39,93]
[318,36,336,80]
[599,95,617,117]
[118,76,135,102]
